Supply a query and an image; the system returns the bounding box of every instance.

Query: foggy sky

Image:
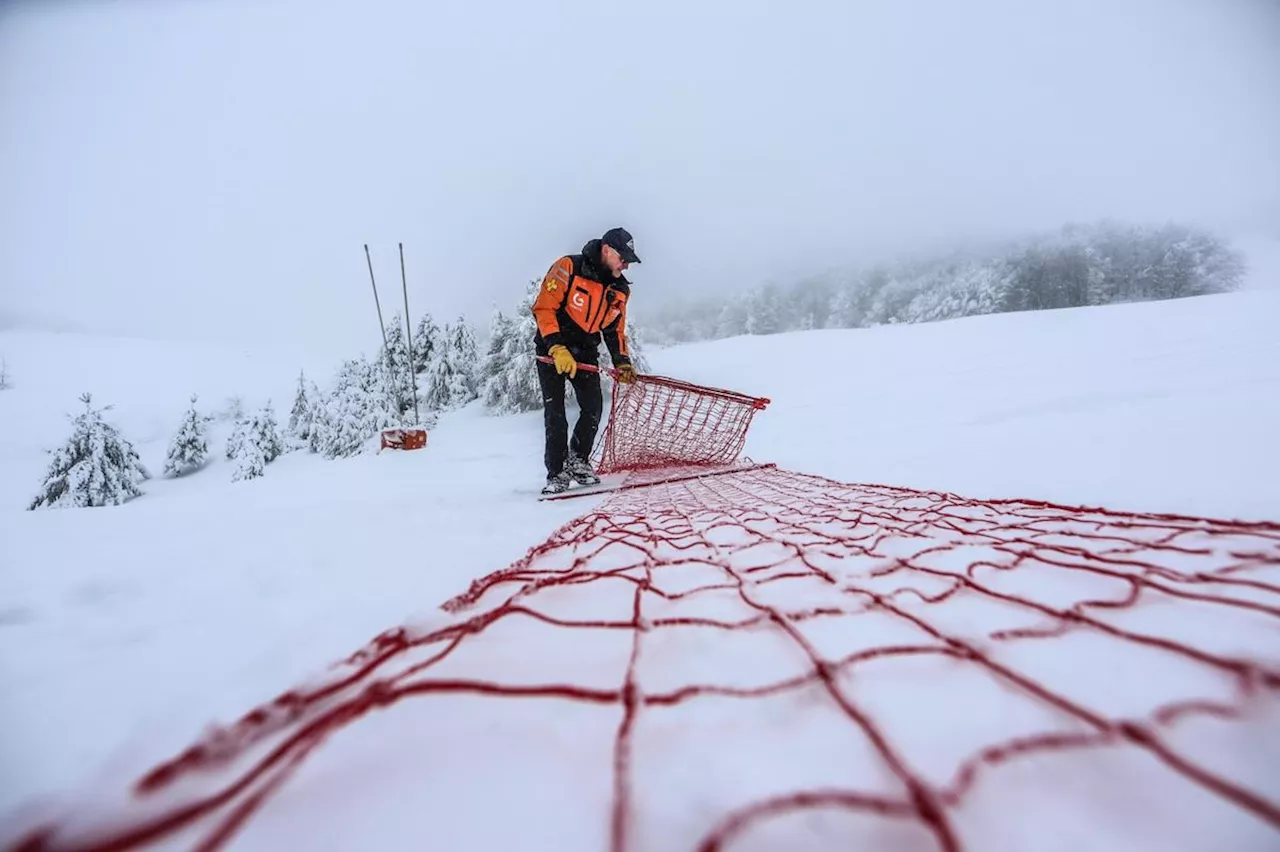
[2,0,1278,351]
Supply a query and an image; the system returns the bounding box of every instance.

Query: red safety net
[12,467,1279,851]
[591,373,770,475]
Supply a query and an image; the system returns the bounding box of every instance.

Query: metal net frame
[590,373,770,476]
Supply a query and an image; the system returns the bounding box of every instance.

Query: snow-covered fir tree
[231,436,266,482]
[219,394,246,423]
[317,357,402,458]
[163,394,209,476]
[828,286,853,328]
[716,301,749,338]
[480,306,516,410]
[446,317,480,404]
[422,316,480,411]
[225,415,248,462]
[482,279,543,413]
[285,371,315,450]
[790,276,835,330]
[377,312,417,418]
[252,401,284,463]
[413,313,442,375]
[224,401,282,481]
[745,283,785,335]
[308,381,332,454]
[0,358,11,390]
[225,416,245,460]
[29,393,150,510]
[420,350,453,412]
[372,344,432,427]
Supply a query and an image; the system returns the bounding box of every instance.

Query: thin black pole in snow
[398,242,421,426]
[365,244,391,353]
[364,243,404,420]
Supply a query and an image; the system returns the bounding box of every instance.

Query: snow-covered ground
[1,289,1278,847]
[679,287,1280,521]
[0,333,595,819]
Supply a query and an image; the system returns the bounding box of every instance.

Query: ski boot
[565,455,600,487]
[541,471,573,495]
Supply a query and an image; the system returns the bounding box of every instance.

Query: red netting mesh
[591,373,770,475]
[12,467,1279,851]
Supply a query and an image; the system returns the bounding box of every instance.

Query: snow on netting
[12,467,1280,851]
[591,373,770,475]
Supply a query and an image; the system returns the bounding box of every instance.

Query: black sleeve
[601,321,630,367]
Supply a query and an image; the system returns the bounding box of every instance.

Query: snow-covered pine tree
[307,379,331,454]
[377,312,417,418]
[225,413,248,462]
[715,301,749,339]
[225,417,244,460]
[383,312,411,371]
[0,358,11,390]
[285,371,319,450]
[480,305,515,410]
[164,394,209,476]
[318,357,401,458]
[253,401,284,463]
[791,276,835,330]
[482,278,543,414]
[745,284,784,335]
[220,394,246,423]
[29,393,150,510]
[420,316,479,411]
[446,316,480,406]
[420,343,453,412]
[369,348,418,426]
[225,402,283,481]
[413,313,442,375]
[363,354,405,442]
[826,281,858,329]
[231,436,266,482]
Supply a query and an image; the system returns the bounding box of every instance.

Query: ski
[536,474,629,501]
[535,463,778,501]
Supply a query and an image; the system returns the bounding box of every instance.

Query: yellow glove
[615,364,637,384]
[549,344,577,377]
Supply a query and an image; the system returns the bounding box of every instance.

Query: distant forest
[643,221,1247,346]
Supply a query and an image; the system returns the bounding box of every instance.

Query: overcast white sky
[2,0,1278,350]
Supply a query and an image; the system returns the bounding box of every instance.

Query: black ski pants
[536,350,602,478]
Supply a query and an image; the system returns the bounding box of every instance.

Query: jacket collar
[580,239,631,287]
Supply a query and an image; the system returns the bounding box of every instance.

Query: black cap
[602,227,641,264]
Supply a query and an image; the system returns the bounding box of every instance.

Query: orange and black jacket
[531,238,632,366]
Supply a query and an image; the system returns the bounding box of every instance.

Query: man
[531,227,640,495]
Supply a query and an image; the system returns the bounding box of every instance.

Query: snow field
[2,288,1279,849]
[14,465,1276,850]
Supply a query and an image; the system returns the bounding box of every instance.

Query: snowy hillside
[675,287,1280,521]
[1,289,1278,848]
[0,330,344,511]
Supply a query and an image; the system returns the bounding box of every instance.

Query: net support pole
[364,243,405,421]
[399,242,421,426]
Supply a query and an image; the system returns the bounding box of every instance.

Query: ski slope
[1,289,1278,849]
